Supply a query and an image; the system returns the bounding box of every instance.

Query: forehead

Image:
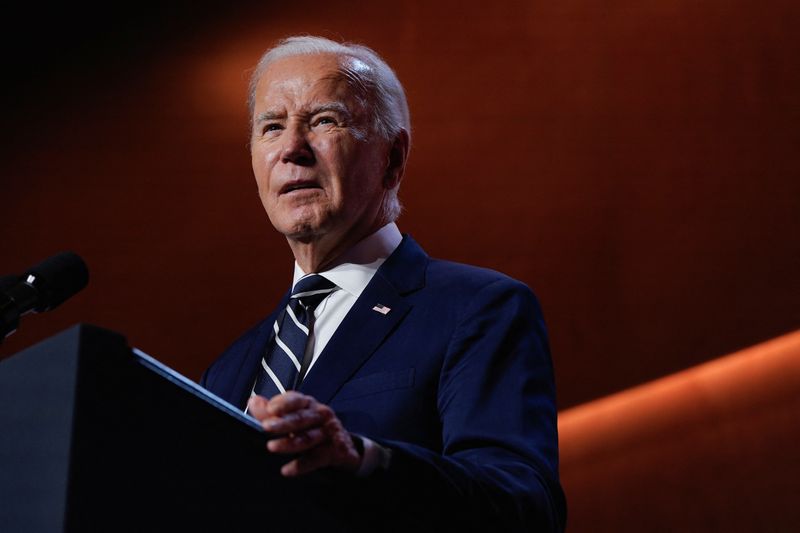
[254,53,369,110]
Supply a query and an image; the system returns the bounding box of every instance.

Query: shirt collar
[292,222,403,298]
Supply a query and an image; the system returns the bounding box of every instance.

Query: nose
[281,124,315,166]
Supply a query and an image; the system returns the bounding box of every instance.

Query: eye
[262,122,283,134]
[313,116,337,127]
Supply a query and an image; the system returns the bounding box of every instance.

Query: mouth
[279,180,322,195]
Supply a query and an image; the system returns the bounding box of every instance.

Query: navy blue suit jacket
[201,235,566,532]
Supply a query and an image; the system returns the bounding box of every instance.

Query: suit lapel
[299,235,427,404]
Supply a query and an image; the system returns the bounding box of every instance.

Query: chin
[270,206,327,239]
[281,217,329,242]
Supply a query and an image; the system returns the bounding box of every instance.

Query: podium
[0,324,355,532]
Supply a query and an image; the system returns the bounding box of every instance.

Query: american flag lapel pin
[372,303,391,315]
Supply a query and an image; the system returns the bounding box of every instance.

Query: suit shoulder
[425,257,538,297]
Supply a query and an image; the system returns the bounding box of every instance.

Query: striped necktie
[252,274,338,398]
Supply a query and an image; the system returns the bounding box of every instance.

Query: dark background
[2,0,798,411]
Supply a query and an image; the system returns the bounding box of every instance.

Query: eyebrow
[254,102,353,124]
[311,102,352,118]
[254,110,284,123]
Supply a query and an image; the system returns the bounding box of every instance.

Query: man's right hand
[247,391,363,477]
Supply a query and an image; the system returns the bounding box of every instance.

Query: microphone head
[24,251,89,311]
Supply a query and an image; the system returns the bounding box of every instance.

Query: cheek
[347,149,385,192]
[311,138,338,173]
[318,139,366,187]
[251,146,280,192]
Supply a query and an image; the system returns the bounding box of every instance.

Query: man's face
[250,53,390,244]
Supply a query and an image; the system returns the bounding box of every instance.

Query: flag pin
[372,304,391,315]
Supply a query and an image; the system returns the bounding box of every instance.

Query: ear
[383,128,410,190]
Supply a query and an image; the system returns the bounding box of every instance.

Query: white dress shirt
[291,222,403,377]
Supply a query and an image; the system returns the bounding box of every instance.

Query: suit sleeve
[350,277,566,532]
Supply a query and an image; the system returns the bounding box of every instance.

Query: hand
[247,391,362,477]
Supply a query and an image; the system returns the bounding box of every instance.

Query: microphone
[1,252,89,340]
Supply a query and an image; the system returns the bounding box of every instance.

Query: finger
[278,422,361,477]
[262,404,332,434]
[284,434,359,476]
[265,391,313,416]
[267,427,326,454]
[246,395,270,419]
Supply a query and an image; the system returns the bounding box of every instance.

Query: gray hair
[247,36,411,222]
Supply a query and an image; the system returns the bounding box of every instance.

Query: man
[201,36,565,532]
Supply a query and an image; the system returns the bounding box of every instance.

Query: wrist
[350,433,392,477]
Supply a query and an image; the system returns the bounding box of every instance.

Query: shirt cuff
[352,434,392,477]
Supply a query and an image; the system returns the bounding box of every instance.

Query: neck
[288,217,388,273]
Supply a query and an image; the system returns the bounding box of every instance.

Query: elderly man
[201,36,565,532]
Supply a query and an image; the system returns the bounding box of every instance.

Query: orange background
[2,2,800,530]
[2,1,798,411]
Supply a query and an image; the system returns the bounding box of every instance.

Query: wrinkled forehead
[255,53,375,112]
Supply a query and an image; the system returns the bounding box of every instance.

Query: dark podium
[0,324,361,532]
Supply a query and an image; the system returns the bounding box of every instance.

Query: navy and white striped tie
[253,274,338,398]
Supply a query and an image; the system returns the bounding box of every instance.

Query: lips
[279,180,322,194]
